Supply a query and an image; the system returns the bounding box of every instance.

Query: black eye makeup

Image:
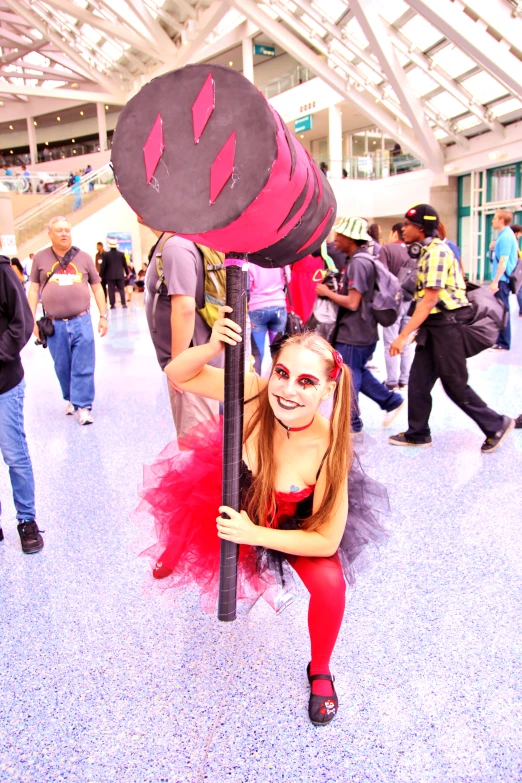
[273,365,320,389]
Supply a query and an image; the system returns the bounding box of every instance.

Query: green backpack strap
[194,244,226,328]
[151,232,175,332]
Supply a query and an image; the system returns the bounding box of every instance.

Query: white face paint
[268,344,335,427]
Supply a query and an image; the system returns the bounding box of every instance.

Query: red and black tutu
[137,417,388,612]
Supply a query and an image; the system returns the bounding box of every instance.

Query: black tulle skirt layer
[137,416,388,612]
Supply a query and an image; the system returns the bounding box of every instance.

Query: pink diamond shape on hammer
[143,113,164,184]
[193,73,215,144]
[210,131,236,205]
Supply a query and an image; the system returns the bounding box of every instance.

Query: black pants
[108,279,126,307]
[406,310,504,440]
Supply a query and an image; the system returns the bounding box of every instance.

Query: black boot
[17,521,44,554]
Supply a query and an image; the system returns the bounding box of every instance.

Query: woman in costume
[139,307,387,726]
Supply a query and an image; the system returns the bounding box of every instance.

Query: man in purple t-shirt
[28,216,108,425]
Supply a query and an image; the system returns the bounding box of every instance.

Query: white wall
[254,53,300,90]
[269,77,344,124]
[445,118,522,175]
[67,196,143,267]
[331,168,443,219]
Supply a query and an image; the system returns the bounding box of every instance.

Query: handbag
[509,257,522,294]
[283,269,304,335]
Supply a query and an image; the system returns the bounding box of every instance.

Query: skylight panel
[491,98,522,117]
[102,41,123,61]
[460,72,507,105]
[41,80,68,89]
[329,38,355,61]
[81,24,102,45]
[428,92,468,118]
[214,8,247,35]
[357,61,383,85]
[455,115,481,132]
[258,5,279,20]
[430,44,475,78]
[434,128,448,139]
[400,16,444,50]
[394,49,410,68]
[23,52,50,67]
[406,67,439,96]
[373,0,409,24]
[72,0,89,8]
[343,19,368,49]
[301,13,326,37]
[311,0,347,23]
[30,29,43,40]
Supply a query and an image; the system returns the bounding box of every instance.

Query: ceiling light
[105,105,109,110]
[80,111,84,116]
[33,121,37,126]
[45,141,48,145]
[300,134,304,138]
[229,61,233,66]
[72,139,75,143]
[9,125,13,130]
[73,150,76,154]
[71,82,78,88]
[10,150,13,154]
[57,116,61,121]
[0,101,4,106]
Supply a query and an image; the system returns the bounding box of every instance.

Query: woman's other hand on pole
[209,305,242,352]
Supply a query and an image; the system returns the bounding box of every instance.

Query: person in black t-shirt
[315,217,404,433]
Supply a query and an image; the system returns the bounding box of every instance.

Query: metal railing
[262,65,315,98]
[15,163,115,249]
[0,173,70,194]
[314,152,424,179]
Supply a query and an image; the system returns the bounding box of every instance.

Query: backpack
[509,257,522,294]
[153,233,226,330]
[357,251,403,327]
[397,255,418,302]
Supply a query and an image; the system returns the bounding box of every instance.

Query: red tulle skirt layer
[136,417,278,611]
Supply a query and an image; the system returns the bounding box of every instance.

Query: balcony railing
[315,152,424,180]
[15,163,115,249]
[262,65,315,98]
[0,172,71,194]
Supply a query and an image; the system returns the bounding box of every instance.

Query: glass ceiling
[0,0,521,151]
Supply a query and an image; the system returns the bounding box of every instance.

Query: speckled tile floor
[1,297,521,783]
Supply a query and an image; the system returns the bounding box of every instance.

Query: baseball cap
[334,216,371,241]
[404,204,440,230]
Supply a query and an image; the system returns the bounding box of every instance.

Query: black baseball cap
[404,204,440,230]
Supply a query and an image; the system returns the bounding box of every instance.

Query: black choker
[276,416,315,439]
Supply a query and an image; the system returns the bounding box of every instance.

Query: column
[97,102,108,152]
[328,103,343,179]
[27,116,37,165]
[242,37,254,83]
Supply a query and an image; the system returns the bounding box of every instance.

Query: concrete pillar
[242,37,254,83]
[328,103,343,179]
[26,117,37,165]
[96,102,108,152]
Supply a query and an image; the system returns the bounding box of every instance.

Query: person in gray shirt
[315,217,404,434]
[141,225,222,442]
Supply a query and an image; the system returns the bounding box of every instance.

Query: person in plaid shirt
[388,203,514,454]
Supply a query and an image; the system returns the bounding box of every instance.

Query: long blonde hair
[244,332,352,531]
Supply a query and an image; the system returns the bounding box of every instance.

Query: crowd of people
[1,202,521,726]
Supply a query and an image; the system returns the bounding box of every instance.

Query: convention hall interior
[0,0,521,781]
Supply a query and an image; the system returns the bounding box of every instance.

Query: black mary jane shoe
[308,671,339,726]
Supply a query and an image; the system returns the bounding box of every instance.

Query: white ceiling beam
[42,0,153,55]
[351,0,443,169]
[405,0,522,102]
[0,80,126,103]
[0,95,85,122]
[147,1,229,80]
[122,0,178,58]
[0,11,30,25]
[0,26,33,46]
[172,0,198,21]
[195,19,258,62]
[43,50,95,82]
[3,0,125,96]
[230,0,433,165]
[385,21,504,135]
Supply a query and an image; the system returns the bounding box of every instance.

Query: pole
[218,260,247,621]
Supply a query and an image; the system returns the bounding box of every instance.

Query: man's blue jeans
[47,313,95,409]
[495,280,511,349]
[0,379,36,520]
[335,342,403,432]
[249,306,287,374]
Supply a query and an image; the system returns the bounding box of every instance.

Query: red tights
[289,552,346,697]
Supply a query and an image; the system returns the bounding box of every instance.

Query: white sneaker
[77,407,94,425]
[383,399,406,427]
[65,402,75,415]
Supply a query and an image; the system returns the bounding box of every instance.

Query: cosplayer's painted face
[268,344,335,424]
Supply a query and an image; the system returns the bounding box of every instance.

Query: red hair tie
[330,350,343,380]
